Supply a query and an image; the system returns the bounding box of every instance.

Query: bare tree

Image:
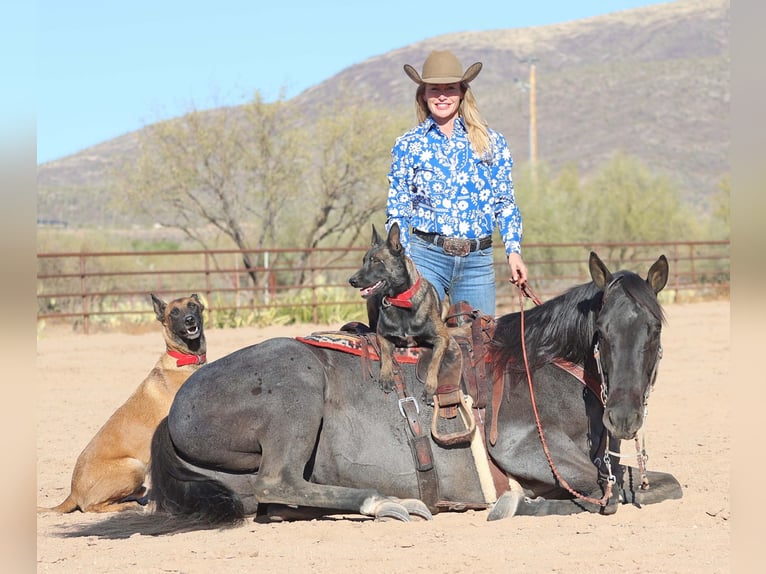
[114,90,409,290]
[289,97,409,283]
[115,92,304,287]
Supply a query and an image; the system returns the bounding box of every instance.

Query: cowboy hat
[403,50,482,85]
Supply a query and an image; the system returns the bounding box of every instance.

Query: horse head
[589,252,668,440]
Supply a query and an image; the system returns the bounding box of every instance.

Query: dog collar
[167,349,207,367]
[383,275,422,309]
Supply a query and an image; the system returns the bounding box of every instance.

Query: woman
[386,50,527,316]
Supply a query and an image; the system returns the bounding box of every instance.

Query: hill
[38,0,729,228]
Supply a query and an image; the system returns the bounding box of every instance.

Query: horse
[64,252,681,537]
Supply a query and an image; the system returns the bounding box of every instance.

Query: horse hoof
[372,501,410,522]
[487,491,523,521]
[601,503,619,515]
[398,498,433,521]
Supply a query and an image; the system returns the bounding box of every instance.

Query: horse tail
[149,417,246,528]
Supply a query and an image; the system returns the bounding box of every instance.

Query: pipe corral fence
[37,240,730,333]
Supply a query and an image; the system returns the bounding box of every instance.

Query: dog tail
[37,495,79,514]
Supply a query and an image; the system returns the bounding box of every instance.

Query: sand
[36,300,730,573]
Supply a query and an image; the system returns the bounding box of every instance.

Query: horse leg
[488,466,681,519]
[616,465,683,507]
[234,381,430,522]
[248,444,430,521]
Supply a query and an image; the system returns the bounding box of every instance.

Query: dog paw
[378,378,394,393]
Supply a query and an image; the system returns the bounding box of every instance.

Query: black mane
[491,270,664,372]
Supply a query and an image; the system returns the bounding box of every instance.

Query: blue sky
[35,0,669,164]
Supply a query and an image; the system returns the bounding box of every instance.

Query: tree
[578,152,698,264]
[114,90,410,289]
[286,95,409,281]
[115,91,304,287]
[708,175,730,239]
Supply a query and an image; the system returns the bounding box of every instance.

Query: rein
[504,280,664,505]
[514,285,615,507]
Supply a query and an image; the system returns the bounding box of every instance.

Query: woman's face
[423,82,463,124]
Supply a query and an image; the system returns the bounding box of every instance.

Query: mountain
[38,0,730,227]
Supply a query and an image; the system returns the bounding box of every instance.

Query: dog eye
[170,308,181,317]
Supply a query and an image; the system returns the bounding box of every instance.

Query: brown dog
[349,223,459,402]
[38,293,206,513]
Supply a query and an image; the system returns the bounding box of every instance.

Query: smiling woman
[386,50,527,316]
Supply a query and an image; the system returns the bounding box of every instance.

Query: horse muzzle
[603,403,644,440]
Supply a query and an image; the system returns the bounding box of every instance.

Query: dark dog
[38,294,206,513]
[349,223,457,400]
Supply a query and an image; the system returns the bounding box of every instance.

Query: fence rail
[37,240,730,333]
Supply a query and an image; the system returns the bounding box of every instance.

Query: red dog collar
[383,275,422,309]
[167,349,207,367]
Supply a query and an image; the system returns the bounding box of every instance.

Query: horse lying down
[62,252,682,537]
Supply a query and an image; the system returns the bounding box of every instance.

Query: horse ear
[588,251,613,289]
[371,225,382,246]
[151,293,167,323]
[387,222,403,254]
[646,254,669,294]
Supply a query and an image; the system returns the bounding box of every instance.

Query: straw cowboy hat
[403,50,483,85]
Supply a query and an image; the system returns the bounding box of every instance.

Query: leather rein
[503,282,659,507]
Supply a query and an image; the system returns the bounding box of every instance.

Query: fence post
[311,250,319,324]
[689,243,697,284]
[79,253,90,334]
[204,252,212,310]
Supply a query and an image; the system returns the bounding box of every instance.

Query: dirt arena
[36,300,730,573]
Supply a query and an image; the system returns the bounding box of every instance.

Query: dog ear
[371,224,382,246]
[151,293,167,323]
[387,222,403,254]
[190,293,205,311]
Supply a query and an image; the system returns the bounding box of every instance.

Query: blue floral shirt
[386,116,523,256]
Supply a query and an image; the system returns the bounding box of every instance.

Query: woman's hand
[507,252,528,286]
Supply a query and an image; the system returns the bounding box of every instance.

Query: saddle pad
[296,331,422,364]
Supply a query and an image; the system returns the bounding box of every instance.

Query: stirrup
[431,390,475,446]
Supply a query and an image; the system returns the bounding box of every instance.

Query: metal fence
[37,240,730,333]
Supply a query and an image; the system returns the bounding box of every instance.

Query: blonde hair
[415,83,492,158]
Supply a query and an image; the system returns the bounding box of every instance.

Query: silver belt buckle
[443,237,471,256]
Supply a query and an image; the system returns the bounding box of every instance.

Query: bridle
[513,281,662,507]
[593,333,663,493]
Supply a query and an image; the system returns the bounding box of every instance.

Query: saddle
[296,302,496,421]
[297,302,507,511]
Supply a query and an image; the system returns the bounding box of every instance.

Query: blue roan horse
[68,252,682,537]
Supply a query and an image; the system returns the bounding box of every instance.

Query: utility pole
[514,58,539,187]
[529,62,538,187]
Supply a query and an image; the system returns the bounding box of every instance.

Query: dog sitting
[38,293,206,513]
[349,223,459,402]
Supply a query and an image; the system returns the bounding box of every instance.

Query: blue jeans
[410,234,496,316]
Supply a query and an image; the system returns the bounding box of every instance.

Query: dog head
[151,293,206,355]
[348,223,411,300]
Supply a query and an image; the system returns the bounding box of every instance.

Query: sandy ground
[36,300,730,573]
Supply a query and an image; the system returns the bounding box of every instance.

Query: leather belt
[413,230,492,256]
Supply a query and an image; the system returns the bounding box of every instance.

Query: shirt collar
[423,115,466,137]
